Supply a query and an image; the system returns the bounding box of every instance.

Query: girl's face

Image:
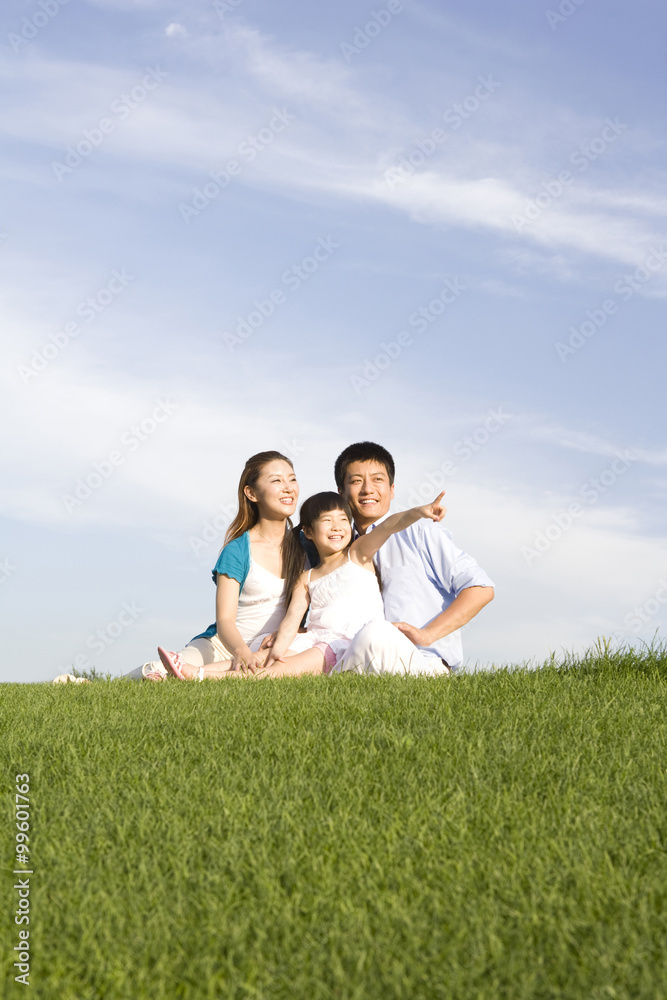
[305,508,352,555]
[245,460,298,519]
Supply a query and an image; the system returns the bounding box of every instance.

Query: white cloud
[438,481,667,667]
[4,32,665,276]
[477,279,526,298]
[527,424,667,467]
[3,8,665,680]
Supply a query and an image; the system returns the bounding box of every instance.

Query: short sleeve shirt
[369,517,494,670]
[191,533,251,641]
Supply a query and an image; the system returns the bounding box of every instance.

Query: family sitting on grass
[129,442,494,681]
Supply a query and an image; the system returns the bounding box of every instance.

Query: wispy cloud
[3,2,665,680]
[4,26,665,276]
[527,424,667,467]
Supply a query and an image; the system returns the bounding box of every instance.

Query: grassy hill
[1,645,666,999]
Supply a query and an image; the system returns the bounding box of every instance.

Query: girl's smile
[305,510,352,554]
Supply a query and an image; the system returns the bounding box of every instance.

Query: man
[334,441,494,675]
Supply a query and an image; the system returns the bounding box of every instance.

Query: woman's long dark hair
[282,492,354,598]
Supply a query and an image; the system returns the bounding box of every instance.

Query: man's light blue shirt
[366,514,494,671]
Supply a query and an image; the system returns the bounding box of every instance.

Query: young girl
[139,450,310,681]
[160,488,446,680]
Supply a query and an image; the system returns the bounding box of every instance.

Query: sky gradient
[2,0,666,681]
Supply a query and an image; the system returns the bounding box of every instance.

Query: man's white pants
[331,620,450,676]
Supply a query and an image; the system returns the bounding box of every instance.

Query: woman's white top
[305,556,385,659]
[236,558,286,646]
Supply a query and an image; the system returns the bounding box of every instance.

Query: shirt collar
[353,510,392,537]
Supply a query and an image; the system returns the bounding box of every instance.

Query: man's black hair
[334,442,396,490]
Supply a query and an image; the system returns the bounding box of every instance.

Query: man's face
[340,460,394,531]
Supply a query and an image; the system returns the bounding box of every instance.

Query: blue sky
[2,0,666,681]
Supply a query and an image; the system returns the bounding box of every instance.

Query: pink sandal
[143,670,165,682]
[157,647,188,680]
[157,647,204,681]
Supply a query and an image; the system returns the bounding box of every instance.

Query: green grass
[1,646,666,999]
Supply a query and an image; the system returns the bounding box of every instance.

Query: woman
[135,450,310,680]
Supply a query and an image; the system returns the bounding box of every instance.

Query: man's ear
[390,483,395,499]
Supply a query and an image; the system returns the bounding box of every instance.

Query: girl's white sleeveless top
[235,558,286,644]
[307,557,384,648]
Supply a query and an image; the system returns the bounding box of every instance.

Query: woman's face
[245,460,299,519]
[305,508,352,555]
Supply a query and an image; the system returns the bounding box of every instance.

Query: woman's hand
[263,644,289,671]
[414,491,447,522]
[258,632,276,650]
[230,648,266,675]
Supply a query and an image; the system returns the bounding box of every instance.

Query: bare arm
[263,574,310,669]
[215,574,264,672]
[393,585,494,648]
[350,492,446,566]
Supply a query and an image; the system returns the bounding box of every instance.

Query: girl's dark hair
[282,492,353,597]
[300,491,354,532]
